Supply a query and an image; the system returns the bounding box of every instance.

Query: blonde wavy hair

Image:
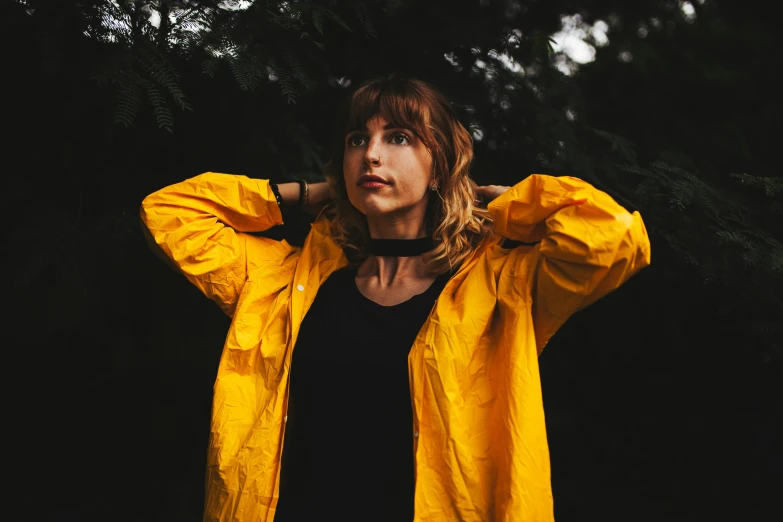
[323,75,492,275]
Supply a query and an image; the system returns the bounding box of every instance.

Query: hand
[474,184,510,204]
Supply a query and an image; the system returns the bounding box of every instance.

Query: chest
[354,274,439,306]
[295,267,446,358]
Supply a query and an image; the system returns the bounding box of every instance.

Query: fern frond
[276,67,298,104]
[741,249,761,268]
[322,6,353,32]
[312,8,324,35]
[649,161,678,174]
[619,163,652,177]
[113,77,143,128]
[152,106,175,132]
[731,172,783,197]
[589,127,637,162]
[228,53,266,91]
[202,56,221,78]
[771,251,783,271]
[353,0,375,37]
[715,229,753,250]
[134,43,190,111]
[140,78,174,132]
[283,52,313,89]
[670,180,693,210]
[699,263,717,283]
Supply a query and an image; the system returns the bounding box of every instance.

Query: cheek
[344,149,366,176]
[342,152,353,177]
[421,151,434,177]
[407,154,434,191]
[342,166,362,207]
[342,155,357,188]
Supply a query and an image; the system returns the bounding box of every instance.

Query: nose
[363,138,382,167]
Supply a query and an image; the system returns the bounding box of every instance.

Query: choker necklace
[369,237,434,257]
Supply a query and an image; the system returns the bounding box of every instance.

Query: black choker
[369,237,434,257]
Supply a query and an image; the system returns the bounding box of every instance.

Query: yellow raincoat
[141,172,651,521]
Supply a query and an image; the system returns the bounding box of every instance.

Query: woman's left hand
[475,184,511,203]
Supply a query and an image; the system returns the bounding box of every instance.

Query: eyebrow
[349,123,406,133]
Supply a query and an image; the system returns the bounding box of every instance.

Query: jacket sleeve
[489,174,651,353]
[140,172,296,317]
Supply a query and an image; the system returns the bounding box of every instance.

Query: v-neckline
[348,267,444,308]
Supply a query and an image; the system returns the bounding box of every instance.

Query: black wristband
[270,183,284,208]
[296,180,308,208]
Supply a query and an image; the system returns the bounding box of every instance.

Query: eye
[391,133,410,145]
[347,134,366,147]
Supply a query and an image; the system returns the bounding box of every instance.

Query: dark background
[4,1,781,520]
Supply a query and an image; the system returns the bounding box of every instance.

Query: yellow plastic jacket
[141,172,651,522]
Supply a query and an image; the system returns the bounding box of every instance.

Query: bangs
[344,81,432,141]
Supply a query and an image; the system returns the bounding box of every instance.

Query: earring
[429,184,439,191]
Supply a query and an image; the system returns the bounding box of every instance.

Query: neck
[366,213,427,240]
[357,255,430,287]
[361,213,431,283]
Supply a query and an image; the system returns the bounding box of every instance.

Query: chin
[353,201,389,217]
[347,193,384,216]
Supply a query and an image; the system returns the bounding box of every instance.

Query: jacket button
[413,431,419,439]
[284,415,288,423]
[296,284,305,292]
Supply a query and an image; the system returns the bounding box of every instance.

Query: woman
[141,76,651,522]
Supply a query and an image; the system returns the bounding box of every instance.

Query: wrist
[274,181,330,208]
[275,182,301,206]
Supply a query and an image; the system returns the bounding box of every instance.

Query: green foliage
[201,54,221,78]
[226,50,268,91]
[617,159,783,296]
[112,74,144,128]
[196,0,353,103]
[85,1,193,131]
[275,65,299,103]
[574,131,783,358]
[83,0,354,125]
[12,0,783,360]
[731,172,783,197]
[92,44,188,131]
[586,127,638,163]
[352,0,375,37]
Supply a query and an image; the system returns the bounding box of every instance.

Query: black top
[275,265,449,521]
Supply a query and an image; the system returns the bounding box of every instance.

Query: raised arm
[140,172,300,316]
[488,174,651,353]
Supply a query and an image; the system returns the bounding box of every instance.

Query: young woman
[141,76,651,521]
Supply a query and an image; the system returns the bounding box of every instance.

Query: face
[343,115,434,226]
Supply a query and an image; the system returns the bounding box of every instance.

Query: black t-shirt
[275,265,449,521]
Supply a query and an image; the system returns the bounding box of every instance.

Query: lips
[358,174,389,185]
